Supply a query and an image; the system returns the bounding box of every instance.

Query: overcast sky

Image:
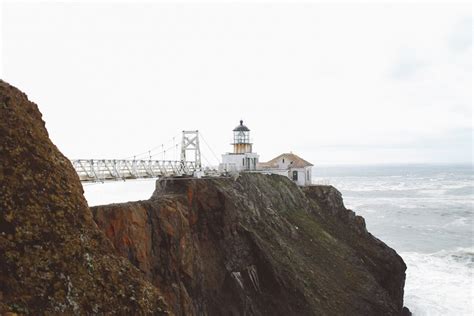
[1,1,472,165]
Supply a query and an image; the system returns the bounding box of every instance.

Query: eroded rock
[0,81,169,314]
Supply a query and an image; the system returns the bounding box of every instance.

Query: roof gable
[265,153,313,168]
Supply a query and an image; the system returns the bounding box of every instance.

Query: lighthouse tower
[220,120,259,172]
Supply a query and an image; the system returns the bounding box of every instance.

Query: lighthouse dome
[233,120,250,132]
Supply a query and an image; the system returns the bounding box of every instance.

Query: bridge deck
[72,159,198,182]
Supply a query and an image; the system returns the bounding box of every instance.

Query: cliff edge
[92,174,409,315]
[0,81,169,314]
[0,80,409,315]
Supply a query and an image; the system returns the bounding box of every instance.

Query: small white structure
[220,120,259,172]
[258,153,313,186]
[219,121,313,186]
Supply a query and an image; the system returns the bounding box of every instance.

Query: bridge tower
[181,130,202,169]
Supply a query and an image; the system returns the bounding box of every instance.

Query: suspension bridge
[72,130,218,183]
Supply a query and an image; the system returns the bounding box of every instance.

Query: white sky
[1,1,472,165]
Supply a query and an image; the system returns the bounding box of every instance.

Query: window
[234,131,249,144]
[292,171,298,181]
[242,158,245,166]
[283,158,285,163]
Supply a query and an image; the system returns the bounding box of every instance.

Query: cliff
[0,81,169,314]
[0,79,409,315]
[92,174,409,315]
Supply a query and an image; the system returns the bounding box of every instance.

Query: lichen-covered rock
[0,80,169,314]
[92,174,409,315]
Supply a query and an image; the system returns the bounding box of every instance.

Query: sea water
[84,164,474,315]
[315,164,473,315]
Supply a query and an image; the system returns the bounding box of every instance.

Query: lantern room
[232,120,252,154]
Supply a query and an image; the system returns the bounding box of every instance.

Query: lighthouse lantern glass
[234,130,249,144]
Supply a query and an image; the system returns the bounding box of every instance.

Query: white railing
[71,159,198,182]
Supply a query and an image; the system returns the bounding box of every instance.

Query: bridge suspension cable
[200,132,221,166]
[120,133,181,161]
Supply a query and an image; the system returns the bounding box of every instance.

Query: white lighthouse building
[219,120,259,172]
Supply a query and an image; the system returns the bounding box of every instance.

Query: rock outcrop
[0,81,169,314]
[92,174,409,315]
[0,79,409,315]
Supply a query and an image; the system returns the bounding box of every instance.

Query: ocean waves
[402,247,474,316]
[314,164,473,315]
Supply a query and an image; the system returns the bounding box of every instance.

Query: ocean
[315,164,473,315]
[84,164,473,315]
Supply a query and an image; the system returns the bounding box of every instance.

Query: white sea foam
[327,175,474,194]
[402,247,474,316]
[443,217,469,228]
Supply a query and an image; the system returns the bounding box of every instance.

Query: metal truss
[71,159,197,182]
[181,130,201,169]
[72,130,203,182]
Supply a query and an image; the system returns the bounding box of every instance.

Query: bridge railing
[72,159,198,182]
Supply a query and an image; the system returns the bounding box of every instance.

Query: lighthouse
[220,120,259,172]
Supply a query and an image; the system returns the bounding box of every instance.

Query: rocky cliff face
[92,174,409,315]
[0,79,409,315]
[0,81,168,314]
